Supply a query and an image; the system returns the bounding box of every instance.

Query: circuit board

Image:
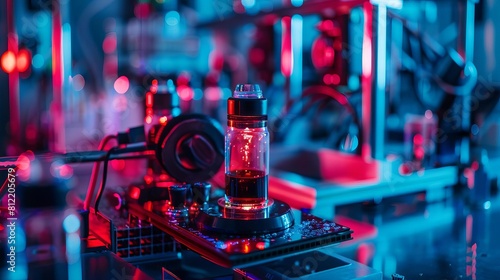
[128,202,352,268]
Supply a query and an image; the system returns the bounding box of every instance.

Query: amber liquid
[225,169,268,205]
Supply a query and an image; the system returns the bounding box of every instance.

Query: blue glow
[350,7,362,23]
[222,88,232,99]
[32,54,45,69]
[241,0,255,8]
[16,226,26,252]
[484,201,491,210]
[348,75,360,91]
[424,2,437,23]
[172,107,182,116]
[67,232,82,280]
[290,15,303,100]
[371,0,402,9]
[193,88,203,100]
[165,11,180,26]
[291,0,303,7]
[63,214,80,234]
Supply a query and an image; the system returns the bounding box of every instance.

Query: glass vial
[225,84,269,206]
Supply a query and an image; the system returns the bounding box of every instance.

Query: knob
[168,184,188,209]
[191,182,211,205]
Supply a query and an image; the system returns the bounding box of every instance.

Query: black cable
[94,147,116,213]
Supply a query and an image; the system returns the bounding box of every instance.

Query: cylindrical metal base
[195,199,294,235]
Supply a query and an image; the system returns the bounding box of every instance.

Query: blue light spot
[63,214,80,233]
[32,54,44,69]
[193,88,203,100]
[165,11,180,26]
[291,0,303,7]
[348,75,360,91]
[484,201,491,210]
[241,0,255,8]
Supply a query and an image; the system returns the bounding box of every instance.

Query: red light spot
[144,175,154,185]
[145,115,152,124]
[58,164,73,179]
[159,116,168,125]
[357,243,374,265]
[134,3,150,19]
[177,73,190,86]
[256,242,267,250]
[323,74,331,85]
[398,163,412,175]
[205,87,222,101]
[17,155,31,170]
[281,17,293,77]
[146,92,153,107]
[17,49,31,73]
[1,51,16,73]
[114,76,129,94]
[471,161,479,171]
[111,159,125,171]
[129,186,141,199]
[102,34,117,54]
[413,134,424,146]
[414,146,425,160]
[178,85,194,101]
[159,174,169,181]
[331,73,340,85]
[312,37,335,69]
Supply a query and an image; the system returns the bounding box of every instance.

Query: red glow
[205,87,222,101]
[466,214,473,243]
[144,175,154,185]
[312,37,335,69]
[249,47,265,66]
[357,243,374,264]
[414,146,425,160]
[398,163,412,175]
[146,92,153,107]
[17,155,31,170]
[134,3,150,19]
[209,50,224,71]
[151,79,158,93]
[471,161,479,171]
[159,116,168,125]
[177,73,190,86]
[361,2,373,160]
[102,33,117,54]
[413,134,424,146]
[256,242,267,250]
[114,76,129,94]
[58,164,74,179]
[1,51,16,73]
[129,186,141,200]
[178,85,194,101]
[281,17,293,77]
[331,74,340,84]
[111,159,126,171]
[17,49,31,72]
[145,115,152,124]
